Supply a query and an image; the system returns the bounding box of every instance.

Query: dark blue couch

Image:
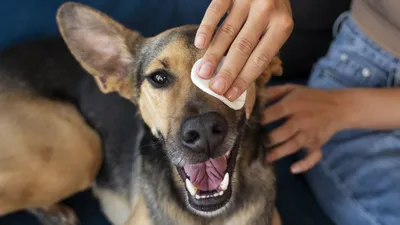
[0,1,352,224]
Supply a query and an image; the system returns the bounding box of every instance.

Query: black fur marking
[28,206,80,225]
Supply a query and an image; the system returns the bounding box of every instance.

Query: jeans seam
[329,42,390,82]
[318,159,383,225]
[333,13,399,71]
[332,11,351,38]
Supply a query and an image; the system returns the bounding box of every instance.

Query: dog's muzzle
[177,114,247,214]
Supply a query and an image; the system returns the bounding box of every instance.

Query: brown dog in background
[0,89,102,221]
[0,35,102,224]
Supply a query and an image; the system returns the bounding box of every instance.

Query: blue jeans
[305,12,400,225]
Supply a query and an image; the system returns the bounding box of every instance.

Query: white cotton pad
[190,57,247,110]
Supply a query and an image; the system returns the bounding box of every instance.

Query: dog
[0,1,284,224]
[0,29,102,224]
[56,2,284,225]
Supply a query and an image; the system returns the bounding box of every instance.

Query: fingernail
[198,62,212,78]
[291,166,301,174]
[210,78,227,94]
[226,87,239,101]
[195,33,206,48]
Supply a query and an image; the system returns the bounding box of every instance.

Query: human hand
[195,0,293,101]
[261,84,354,174]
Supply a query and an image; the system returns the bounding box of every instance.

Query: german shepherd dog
[0,2,283,225]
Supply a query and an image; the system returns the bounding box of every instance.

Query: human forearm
[340,88,400,130]
[262,85,400,173]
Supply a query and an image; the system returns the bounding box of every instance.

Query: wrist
[335,88,400,130]
[332,89,361,131]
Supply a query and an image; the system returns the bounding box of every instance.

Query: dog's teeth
[213,193,219,197]
[220,173,229,191]
[195,194,201,199]
[218,191,224,196]
[185,179,197,196]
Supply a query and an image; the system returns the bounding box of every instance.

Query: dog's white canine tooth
[218,191,224,196]
[220,173,229,191]
[213,193,219,197]
[186,179,197,196]
[195,194,201,199]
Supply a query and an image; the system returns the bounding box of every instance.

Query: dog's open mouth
[177,142,240,212]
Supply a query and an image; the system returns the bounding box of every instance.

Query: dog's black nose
[180,112,228,155]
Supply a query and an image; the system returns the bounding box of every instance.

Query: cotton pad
[191,57,247,110]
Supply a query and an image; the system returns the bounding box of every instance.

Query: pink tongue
[183,155,227,191]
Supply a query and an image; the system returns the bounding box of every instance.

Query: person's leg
[305,12,400,225]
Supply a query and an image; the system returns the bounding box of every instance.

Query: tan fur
[56,2,284,225]
[273,208,282,225]
[93,187,132,225]
[244,56,282,120]
[125,195,152,225]
[244,83,256,119]
[0,93,102,215]
[255,56,283,114]
[124,156,282,225]
[152,206,281,225]
[139,39,203,136]
[256,57,283,90]
[57,2,139,101]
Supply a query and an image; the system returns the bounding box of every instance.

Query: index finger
[227,16,294,100]
[291,149,322,174]
[261,100,291,125]
[264,84,296,104]
[195,0,232,49]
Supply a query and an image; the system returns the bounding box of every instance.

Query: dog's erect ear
[254,56,283,114]
[258,57,283,87]
[244,56,283,119]
[56,2,143,101]
[244,83,256,120]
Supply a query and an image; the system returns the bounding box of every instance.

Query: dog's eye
[152,74,167,84]
[148,72,170,88]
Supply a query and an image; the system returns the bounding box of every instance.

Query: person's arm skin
[261,84,400,174]
[195,0,293,101]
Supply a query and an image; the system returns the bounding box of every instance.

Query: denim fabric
[264,78,336,225]
[305,12,400,225]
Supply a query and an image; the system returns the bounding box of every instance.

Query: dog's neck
[137,106,269,225]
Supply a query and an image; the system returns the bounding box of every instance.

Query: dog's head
[57,2,282,217]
